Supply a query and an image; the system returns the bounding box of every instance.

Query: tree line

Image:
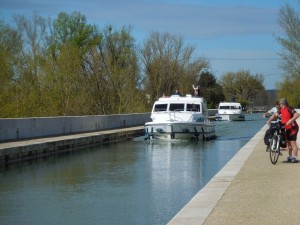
[0,11,270,118]
[276,2,300,107]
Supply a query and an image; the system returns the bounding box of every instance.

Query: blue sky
[0,0,297,89]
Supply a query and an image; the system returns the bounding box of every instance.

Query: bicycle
[268,119,286,165]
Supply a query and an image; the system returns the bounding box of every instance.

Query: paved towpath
[169,121,300,224]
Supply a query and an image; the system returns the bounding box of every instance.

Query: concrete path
[169,123,300,225]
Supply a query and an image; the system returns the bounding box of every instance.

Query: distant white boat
[216,102,245,121]
[144,95,216,141]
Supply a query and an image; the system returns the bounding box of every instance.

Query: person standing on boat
[192,84,200,97]
[174,88,181,96]
[267,98,299,163]
[263,101,279,118]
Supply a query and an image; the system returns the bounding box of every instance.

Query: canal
[0,113,266,225]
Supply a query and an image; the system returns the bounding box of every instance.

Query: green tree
[43,43,89,115]
[220,70,265,103]
[42,11,103,115]
[13,12,49,116]
[141,32,209,104]
[277,78,300,107]
[277,3,300,107]
[52,11,101,57]
[92,25,146,114]
[0,21,22,117]
[14,11,48,77]
[198,71,224,108]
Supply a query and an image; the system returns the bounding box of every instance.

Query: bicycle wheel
[269,135,280,164]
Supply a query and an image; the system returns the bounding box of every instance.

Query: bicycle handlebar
[269,119,285,125]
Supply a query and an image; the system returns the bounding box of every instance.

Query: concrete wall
[0,127,145,165]
[0,113,151,142]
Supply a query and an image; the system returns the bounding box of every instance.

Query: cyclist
[267,98,299,163]
[263,101,279,118]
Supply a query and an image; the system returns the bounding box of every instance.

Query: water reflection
[0,113,266,225]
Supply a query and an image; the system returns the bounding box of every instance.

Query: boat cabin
[152,95,207,114]
[218,102,243,111]
[150,95,209,123]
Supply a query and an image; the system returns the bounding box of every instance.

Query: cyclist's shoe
[266,145,270,152]
[291,157,299,163]
[287,156,293,163]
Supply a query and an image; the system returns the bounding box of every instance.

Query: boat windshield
[219,106,230,109]
[219,105,241,109]
[154,104,168,112]
[153,102,202,112]
[187,104,200,112]
[169,103,184,111]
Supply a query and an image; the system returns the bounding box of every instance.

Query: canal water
[0,113,266,225]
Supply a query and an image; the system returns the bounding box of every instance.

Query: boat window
[219,106,230,109]
[154,104,168,112]
[231,105,241,109]
[169,103,184,111]
[187,104,200,112]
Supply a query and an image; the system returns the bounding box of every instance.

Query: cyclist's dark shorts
[286,128,298,141]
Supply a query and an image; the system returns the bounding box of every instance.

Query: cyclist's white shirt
[268,107,278,115]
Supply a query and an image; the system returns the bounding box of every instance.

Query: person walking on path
[267,98,299,163]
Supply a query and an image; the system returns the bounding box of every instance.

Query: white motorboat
[216,102,245,121]
[144,95,216,141]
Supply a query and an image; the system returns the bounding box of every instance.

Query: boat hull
[216,114,245,121]
[144,122,216,141]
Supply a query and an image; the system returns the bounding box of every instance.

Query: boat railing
[169,110,184,122]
